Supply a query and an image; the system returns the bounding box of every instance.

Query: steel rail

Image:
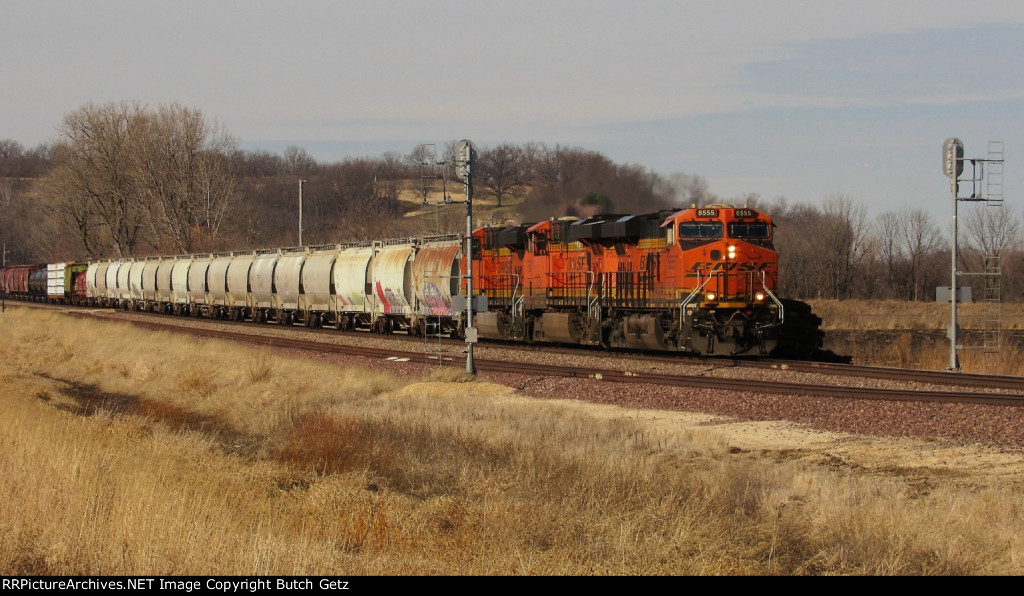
[20,300,1024,404]
[110,314,1024,408]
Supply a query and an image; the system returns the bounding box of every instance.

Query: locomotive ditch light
[754,292,765,302]
[705,292,717,302]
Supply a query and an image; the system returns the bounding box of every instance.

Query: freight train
[1,204,827,358]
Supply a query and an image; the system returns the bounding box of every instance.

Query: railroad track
[61,306,1024,408]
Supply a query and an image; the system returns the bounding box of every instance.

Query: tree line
[1,100,1019,302]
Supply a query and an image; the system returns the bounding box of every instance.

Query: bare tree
[820,195,870,298]
[35,167,102,258]
[0,177,35,263]
[49,101,148,257]
[962,203,1019,269]
[0,140,53,178]
[874,208,944,300]
[380,151,408,178]
[406,144,437,169]
[518,145,674,221]
[233,149,286,177]
[296,158,407,243]
[132,103,239,253]
[441,140,461,172]
[772,202,826,298]
[875,211,906,299]
[477,143,526,206]
[283,145,317,176]
[902,209,945,301]
[42,101,240,257]
[664,172,717,207]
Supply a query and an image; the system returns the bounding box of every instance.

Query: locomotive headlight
[727,245,737,259]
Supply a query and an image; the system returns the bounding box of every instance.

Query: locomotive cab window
[528,233,548,255]
[727,222,770,239]
[677,222,723,239]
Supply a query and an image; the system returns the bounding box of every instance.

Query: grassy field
[808,300,1024,374]
[1,307,1022,575]
[810,299,1024,331]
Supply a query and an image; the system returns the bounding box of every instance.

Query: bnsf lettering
[685,262,774,275]
[565,256,587,271]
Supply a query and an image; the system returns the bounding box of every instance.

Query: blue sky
[3,1,1023,217]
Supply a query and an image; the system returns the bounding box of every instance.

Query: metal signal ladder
[983,141,1004,373]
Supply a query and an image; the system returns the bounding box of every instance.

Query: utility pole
[299,179,307,246]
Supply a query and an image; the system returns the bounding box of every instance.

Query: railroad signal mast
[455,140,479,375]
[943,138,1005,372]
[420,139,479,375]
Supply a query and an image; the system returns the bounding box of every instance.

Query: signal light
[943,138,964,178]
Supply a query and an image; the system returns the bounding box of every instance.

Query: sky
[3,0,1024,218]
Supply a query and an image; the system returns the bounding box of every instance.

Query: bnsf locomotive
[2,204,813,357]
[475,204,782,356]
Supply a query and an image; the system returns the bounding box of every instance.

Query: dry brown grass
[810,299,1024,331]
[0,307,1022,575]
[808,299,1024,374]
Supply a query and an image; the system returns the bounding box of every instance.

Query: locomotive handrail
[544,270,595,308]
[677,272,714,337]
[586,271,597,320]
[758,271,784,326]
[589,290,601,326]
[679,273,712,314]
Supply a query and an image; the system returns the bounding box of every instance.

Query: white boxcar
[333,246,374,313]
[46,263,66,299]
[370,244,414,315]
[274,252,306,310]
[249,252,280,309]
[207,255,233,306]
